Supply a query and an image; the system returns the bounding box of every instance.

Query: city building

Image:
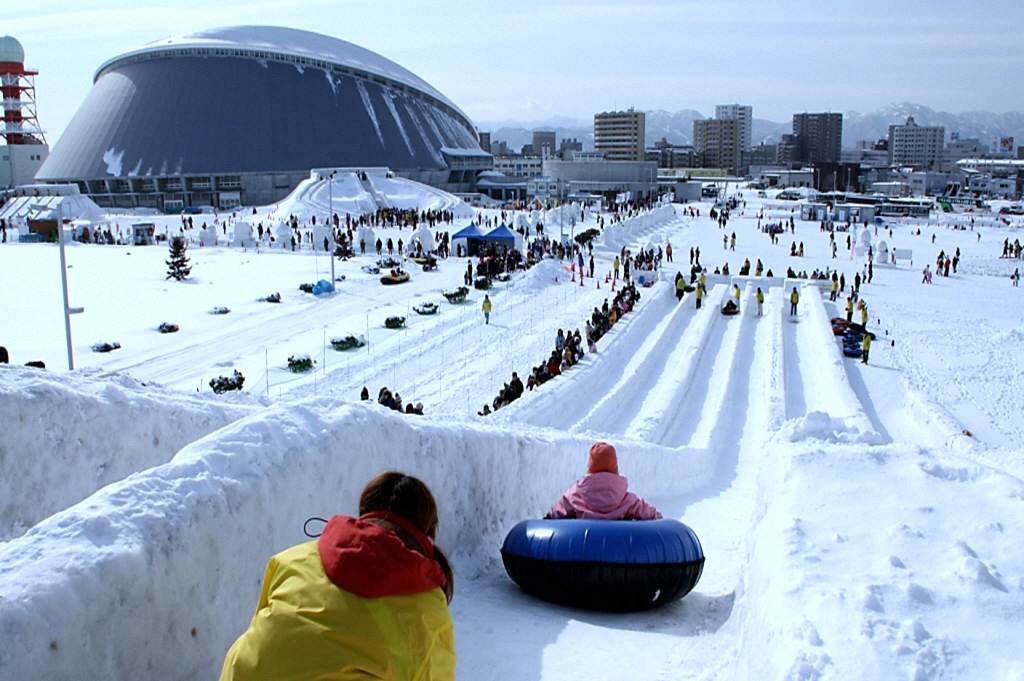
[558,138,583,160]
[0,36,49,189]
[594,109,645,162]
[36,26,489,210]
[714,104,752,151]
[539,159,658,202]
[645,138,695,169]
[693,118,742,176]
[492,156,543,178]
[792,112,843,164]
[841,140,890,167]
[532,131,556,159]
[888,116,945,170]
[942,137,987,171]
[478,132,491,153]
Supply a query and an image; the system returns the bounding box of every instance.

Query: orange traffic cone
[596,279,601,290]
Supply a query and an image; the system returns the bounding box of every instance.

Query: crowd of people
[478,282,641,417]
[361,386,425,416]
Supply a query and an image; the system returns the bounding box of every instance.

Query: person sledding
[547,442,661,520]
[219,472,455,680]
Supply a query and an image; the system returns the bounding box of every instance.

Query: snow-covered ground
[2,193,1023,680]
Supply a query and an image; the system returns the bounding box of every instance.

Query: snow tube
[312,279,334,296]
[720,301,739,316]
[843,344,863,358]
[380,271,410,285]
[501,519,704,612]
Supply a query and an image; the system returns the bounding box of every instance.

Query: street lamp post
[56,199,83,370]
[328,170,336,285]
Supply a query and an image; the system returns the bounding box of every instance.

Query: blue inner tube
[501,519,704,611]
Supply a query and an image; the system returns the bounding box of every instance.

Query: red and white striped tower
[1,36,46,146]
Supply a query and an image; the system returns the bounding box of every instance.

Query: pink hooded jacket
[548,472,662,520]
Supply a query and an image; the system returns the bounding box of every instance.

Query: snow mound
[270,171,470,223]
[780,410,885,444]
[0,400,695,681]
[0,366,262,542]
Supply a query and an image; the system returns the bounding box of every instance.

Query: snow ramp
[0,400,711,681]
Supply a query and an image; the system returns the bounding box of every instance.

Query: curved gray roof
[95,26,471,128]
[38,33,482,182]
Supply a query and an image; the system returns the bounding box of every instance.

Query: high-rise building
[558,137,583,160]
[693,118,742,175]
[714,104,752,151]
[594,109,645,161]
[792,112,842,164]
[532,130,556,159]
[888,116,945,170]
[478,131,491,153]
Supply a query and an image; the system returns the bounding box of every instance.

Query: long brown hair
[359,471,439,538]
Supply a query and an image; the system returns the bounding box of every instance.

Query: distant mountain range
[478,103,1024,152]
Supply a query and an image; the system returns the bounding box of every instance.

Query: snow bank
[598,205,676,254]
[0,400,706,681]
[0,366,260,541]
[734,440,1024,679]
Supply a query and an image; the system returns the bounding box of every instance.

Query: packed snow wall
[0,367,260,541]
[0,400,713,680]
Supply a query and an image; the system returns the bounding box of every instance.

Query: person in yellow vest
[732,284,742,313]
[695,283,704,310]
[482,294,492,325]
[699,271,707,294]
[830,278,839,302]
[219,472,456,681]
[789,287,799,316]
[860,301,868,326]
[613,256,620,280]
[845,296,854,323]
[862,331,872,365]
[675,274,686,302]
[756,287,764,317]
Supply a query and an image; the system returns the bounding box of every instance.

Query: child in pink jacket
[548,442,662,520]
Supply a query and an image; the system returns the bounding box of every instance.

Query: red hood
[318,512,446,598]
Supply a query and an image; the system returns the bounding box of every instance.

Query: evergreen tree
[166,236,192,281]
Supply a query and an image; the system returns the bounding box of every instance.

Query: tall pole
[328,170,335,285]
[57,200,75,370]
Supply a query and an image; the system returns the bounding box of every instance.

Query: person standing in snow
[481,295,492,325]
[845,296,854,323]
[613,256,620,281]
[666,241,673,262]
[547,442,661,520]
[789,287,799,316]
[830,274,839,302]
[732,283,742,313]
[859,300,869,327]
[862,331,872,365]
[695,283,704,310]
[675,273,686,302]
[756,287,764,317]
[219,472,455,681]
[1013,268,1021,287]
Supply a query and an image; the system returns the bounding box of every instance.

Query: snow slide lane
[0,402,713,681]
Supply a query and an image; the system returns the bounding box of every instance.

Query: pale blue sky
[8,0,1024,141]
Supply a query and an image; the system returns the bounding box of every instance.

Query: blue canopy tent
[478,224,519,255]
[452,222,486,256]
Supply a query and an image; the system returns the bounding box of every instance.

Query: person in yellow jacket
[613,256,620,280]
[830,278,839,302]
[755,287,764,317]
[699,272,707,293]
[695,282,704,310]
[732,284,742,313]
[219,472,456,681]
[482,294,492,325]
[845,296,854,323]
[862,331,872,365]
[860,301,868,326]
[789,287,799,317]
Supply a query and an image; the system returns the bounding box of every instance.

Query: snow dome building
[36,26,490,211]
